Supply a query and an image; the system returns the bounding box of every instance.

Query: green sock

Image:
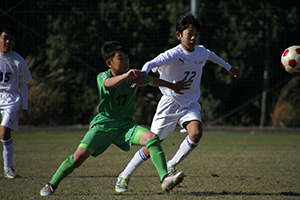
[146,136,168,181]
[49,155,80,187]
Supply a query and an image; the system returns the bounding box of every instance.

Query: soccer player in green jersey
[40,41,190,196]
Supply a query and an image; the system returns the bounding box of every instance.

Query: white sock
[2,138,14,170]
[120,148,149,179]
[167,136,198,168]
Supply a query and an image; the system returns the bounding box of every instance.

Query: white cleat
[161,171,184,192]
[115,176,130,193]
[40,183,56,196]
[4,168,18,179]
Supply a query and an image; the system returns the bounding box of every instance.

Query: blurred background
[1,0,299,127]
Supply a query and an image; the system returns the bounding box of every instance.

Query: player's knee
[145,135,160,148]
[143,131,157,141]
[189,132,202,143]
[0,127,11,140]
[188,126,202,142]
[142,147,151,158]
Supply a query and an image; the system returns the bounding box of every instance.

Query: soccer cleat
[161,171,185,192]
[115,176,130,193]
[4,168,18,179]
[40,183,56,196]
[167,165,177,175]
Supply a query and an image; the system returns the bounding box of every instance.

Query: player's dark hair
[176,13,200,34]
[0,25,16,37]
[101,41,128,61]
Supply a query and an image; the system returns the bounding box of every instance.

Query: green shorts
[79,119,148,157]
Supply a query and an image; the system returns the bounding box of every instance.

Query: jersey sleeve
[19,82,29,109]
[97,72,110,96]
[142,49,175,73]
[19,56,32,83]
[207,50,232,71]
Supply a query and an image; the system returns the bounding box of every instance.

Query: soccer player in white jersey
[115,13,240,192]
[0,25,32,178]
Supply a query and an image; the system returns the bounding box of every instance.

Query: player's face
[177,24,199,52]
[0,32,15,54]
[108,51,130,76]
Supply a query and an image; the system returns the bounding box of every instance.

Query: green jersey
[90,69,149,127]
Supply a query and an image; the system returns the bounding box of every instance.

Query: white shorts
[150,95,201,140]
[0,92,21,131]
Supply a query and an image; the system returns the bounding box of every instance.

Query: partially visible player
[0,25,32,178]
[40,41,189,196]
[115,13,240,193]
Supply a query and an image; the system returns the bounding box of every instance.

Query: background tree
[1,0,299,126]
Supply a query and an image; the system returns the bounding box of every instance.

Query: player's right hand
[173,79,191,94]
[131,72,147,86]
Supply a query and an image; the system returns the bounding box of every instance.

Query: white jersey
[0,50,31,92]
[142,44,232,107]
[0,50,32,110]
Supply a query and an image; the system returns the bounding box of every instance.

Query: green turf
[0,128,300,200]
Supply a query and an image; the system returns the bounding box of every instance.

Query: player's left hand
[229,67,240,78]
[173,79,191,94]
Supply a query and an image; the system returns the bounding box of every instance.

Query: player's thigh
[178,102,202,129]
[129,125,149,146]
[150,98,182,140]
[79,125,114,157]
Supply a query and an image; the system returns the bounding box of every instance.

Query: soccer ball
[281,45,300,74]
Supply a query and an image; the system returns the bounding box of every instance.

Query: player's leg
[167,120,202,169]
[138,130,168,180]
[40,125,108,196]
[120,146,150,179]
[40,147,91,196]
[1,107,19,179]
[50,147,91,186]
[115,146,150,192]
[1,126,17,178]
[139,130,185,192]
[117,128,167,184]
[116,96,179,192]
[167,101,202,170]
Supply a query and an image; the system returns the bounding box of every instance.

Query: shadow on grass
[188,191,300,197]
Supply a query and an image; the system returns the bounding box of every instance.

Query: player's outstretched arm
[105,69,141,88]
[229,67,240,78]
[148,77,191,94]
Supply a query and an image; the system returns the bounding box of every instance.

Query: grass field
[0,126,300,200]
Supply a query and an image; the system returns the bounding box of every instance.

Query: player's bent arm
[207,51,232,71]
[104,69,141,88]
[104,73,128,88]
[148,76,191,95]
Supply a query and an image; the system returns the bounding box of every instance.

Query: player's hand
[229,67,240,78]
[173,79,191,94]
[131,72,147,87]
[126,69,141,80]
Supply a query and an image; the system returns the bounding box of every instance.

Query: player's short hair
[101,41,128,61]
[176,13,201,34]
[0,25,16,37]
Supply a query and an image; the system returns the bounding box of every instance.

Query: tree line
[1,0,299,126]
